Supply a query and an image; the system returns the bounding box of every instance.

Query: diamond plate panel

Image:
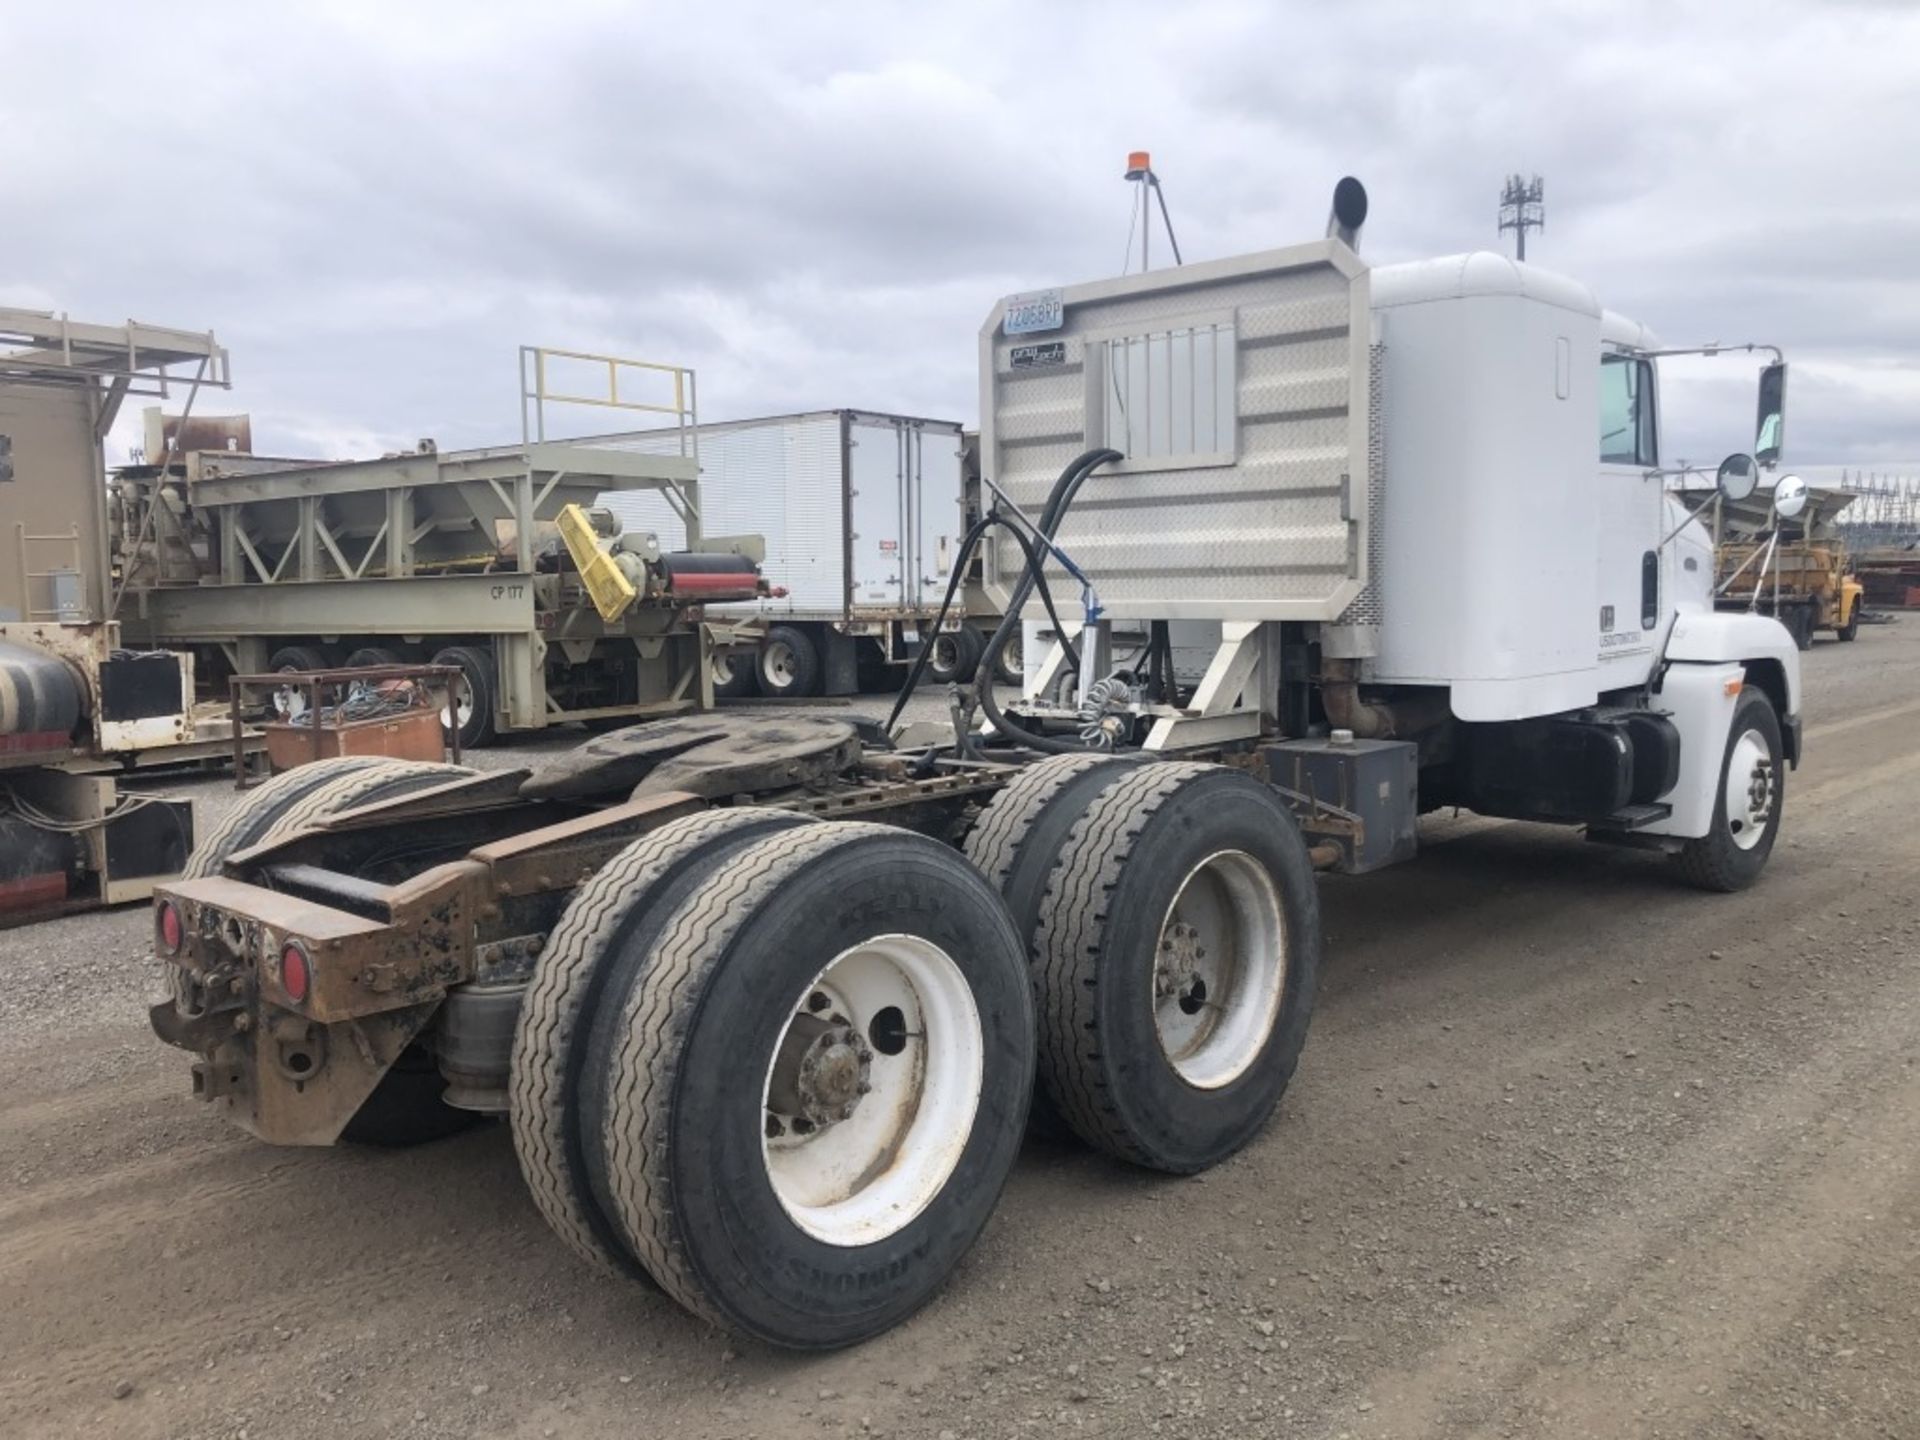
[979,240,1370,621]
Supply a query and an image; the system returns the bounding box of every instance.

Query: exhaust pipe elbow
[1320,657,1447,740]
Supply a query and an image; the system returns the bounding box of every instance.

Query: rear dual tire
[970,757,1320,1174]
[512,818,1033,1348]
[509,808,816,1280]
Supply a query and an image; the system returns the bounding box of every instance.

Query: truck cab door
[1595,353,1666,685]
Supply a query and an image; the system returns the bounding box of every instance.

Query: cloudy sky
[6,0,1918,483]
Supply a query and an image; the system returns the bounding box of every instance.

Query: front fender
[1665,610,1802,720]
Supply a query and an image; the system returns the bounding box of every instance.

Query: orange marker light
[1723,677,1744,697]
[1125,150,1152,179]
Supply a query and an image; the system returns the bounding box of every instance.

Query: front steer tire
[1672,686,1784,893]
[1032,762,1320,1174]
[590,823,1034,1349]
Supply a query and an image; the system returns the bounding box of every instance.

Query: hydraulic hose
[883,512,1081,736]
[972,448,1123,754]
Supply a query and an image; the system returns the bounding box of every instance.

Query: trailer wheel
[344,646,406,670]
[1033,762,1319,1174]
[510,807,816,1279]
[267,645,345,720]
[991,626,1023,687]
[429,645,498,747]
[710,650,756,699]
[592,824,1033,1348]
[1672,686,1783,893]
[756,626,821,699]
[926,627,981,685]
[964,753,1141,1140]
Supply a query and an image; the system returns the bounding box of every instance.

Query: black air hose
[972,448,1123,754]
[883,512,1080,735]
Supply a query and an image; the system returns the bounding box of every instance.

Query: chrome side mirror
[1773,473,1808,521]
[1755,361,1788,468]
[1716,452,1760,502]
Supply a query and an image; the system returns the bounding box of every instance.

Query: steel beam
[135,574,537,639]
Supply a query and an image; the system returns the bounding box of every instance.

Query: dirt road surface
[3,627,1916,1440]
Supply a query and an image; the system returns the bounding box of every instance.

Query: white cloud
[4,0,1916,476]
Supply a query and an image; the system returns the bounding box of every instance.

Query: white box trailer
[596,410,981,697]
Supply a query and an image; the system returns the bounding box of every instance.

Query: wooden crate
[263,705,446,773]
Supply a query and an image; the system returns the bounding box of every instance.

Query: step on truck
[148,179,1802,1349]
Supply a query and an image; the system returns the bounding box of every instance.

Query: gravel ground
[2,631,1917,1439]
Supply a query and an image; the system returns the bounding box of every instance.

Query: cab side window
[1599,355,1657,466]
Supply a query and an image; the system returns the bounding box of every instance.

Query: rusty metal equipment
[229,663,464,785]
[0,310,252,918]
[112,347,769,743]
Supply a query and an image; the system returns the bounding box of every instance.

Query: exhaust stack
[1327,176,1368,253]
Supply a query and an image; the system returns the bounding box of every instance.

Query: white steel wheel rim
[1724,728,1774,851]
[711,654,737,687]
[762,642,797,689]
[1002,633,1022,672]
[761,934,984,1248]
[439,674,474,730]
[272,683,308,721]
[1152,849,1286,1090]
[931,634,960,671]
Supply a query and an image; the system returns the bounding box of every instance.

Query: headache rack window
[1086,313,1238,470]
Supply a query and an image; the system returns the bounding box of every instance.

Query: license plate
[1004,289,1063,336]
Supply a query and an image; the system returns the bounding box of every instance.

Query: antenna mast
[1497,173,1545,261]
[1123,151,1183,273]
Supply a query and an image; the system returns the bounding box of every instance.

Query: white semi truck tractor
[146,180,1799,1351]
[967,177,1800,893]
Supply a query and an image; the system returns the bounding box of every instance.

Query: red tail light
[280,943,312,1005]
[157,901,184,954]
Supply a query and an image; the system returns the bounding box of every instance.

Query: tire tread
[1032,762,1217,1167]
[599,822,899,1326]
[510,807,809,1278]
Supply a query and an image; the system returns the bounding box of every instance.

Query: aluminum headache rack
[979,239,1372,749]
